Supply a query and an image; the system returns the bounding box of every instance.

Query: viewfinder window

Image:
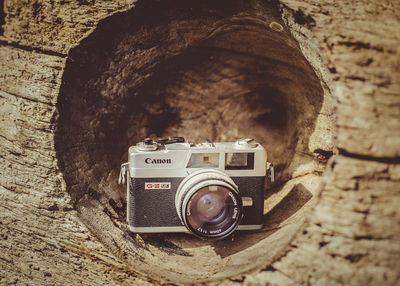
[187,153,219,168]
[225,153,254,170]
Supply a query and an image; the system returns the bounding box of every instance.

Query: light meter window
[225,152,254,170]
[187,153,219,168]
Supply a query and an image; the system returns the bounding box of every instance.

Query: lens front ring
[175,169,243,240]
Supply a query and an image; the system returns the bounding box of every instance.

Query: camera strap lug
[118,162,130,184]
[266,162,274,183]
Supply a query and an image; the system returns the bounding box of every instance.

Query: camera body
[120,137,273,240]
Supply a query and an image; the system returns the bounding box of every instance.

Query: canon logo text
[145,158,172,164]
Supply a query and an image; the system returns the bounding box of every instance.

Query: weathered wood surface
[0,25,151,286]
[2,0,136,54]
[51,1,332,283]
[0,0,399,285]
[239,1,400,285]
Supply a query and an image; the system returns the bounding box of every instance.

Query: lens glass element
[186,185,241,238]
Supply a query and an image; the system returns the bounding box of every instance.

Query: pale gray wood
[0,0,399,285]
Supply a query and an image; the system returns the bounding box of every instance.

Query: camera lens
[176,169,242,240]
[187,185,239,235]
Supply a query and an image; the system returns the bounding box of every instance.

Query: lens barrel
[176,169,243,240]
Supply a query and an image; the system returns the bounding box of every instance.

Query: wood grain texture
[0,0,399,285]
[231,1,400,285]
[1,0,136,54]
[0,47,152,285]
[281,0,400,159]
[53,1,331,282]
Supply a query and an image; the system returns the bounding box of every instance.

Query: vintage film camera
[119,137,274,240]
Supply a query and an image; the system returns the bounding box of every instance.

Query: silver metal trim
[129,226,187,233]
[127,140,268,178]
[235,138,258,149]
[242,197,253,207]
[118,162,129,184]
[237,224,263,230]
[128,224,263,233]
[136,139,159,151]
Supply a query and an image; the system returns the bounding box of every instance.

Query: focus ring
[175,169,243,240]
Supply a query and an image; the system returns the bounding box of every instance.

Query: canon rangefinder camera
[119,137,274,240]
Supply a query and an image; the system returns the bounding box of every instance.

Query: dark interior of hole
[0,0,5,35]
[55,0,323,261]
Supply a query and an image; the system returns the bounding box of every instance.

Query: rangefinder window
[225,152,255,170]
[187,153,219,168]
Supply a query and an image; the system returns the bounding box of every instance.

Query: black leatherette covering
[128,176,265,228]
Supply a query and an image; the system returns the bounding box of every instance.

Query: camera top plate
[126,138,269,179]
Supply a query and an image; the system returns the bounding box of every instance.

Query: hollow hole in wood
[55,0,333,283]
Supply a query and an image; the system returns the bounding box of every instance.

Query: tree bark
[0,0,399,285]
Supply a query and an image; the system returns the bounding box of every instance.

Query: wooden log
[0,0,398,285]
